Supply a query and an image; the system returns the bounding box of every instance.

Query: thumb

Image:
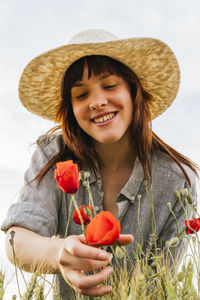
[116,234,134,246]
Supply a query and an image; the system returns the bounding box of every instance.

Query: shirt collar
[120,156,145,203]
[80,153,152,202]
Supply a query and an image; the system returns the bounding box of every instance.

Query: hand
[57,234,133,297]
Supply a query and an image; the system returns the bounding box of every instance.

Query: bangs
[83,55,123,78]
[63,55,133,90]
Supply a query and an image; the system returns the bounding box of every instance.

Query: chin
[96,136,122,144]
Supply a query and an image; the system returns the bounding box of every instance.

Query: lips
[92,112,117,124]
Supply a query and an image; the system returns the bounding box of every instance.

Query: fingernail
[105,286,112,293]
[108,253,113,262]
[98,252,108,260]
[106,267,113,274]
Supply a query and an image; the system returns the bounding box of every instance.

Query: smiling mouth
[92,112,117,124]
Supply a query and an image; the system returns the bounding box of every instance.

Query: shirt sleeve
[1,138,62,237]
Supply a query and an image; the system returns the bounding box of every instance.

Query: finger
[116,234,134,246]
[64,235,112,261]
[75,284,112,297]
[59,251,112,271]
[68,265,113,290]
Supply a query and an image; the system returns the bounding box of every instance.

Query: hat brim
[18,37,180,121]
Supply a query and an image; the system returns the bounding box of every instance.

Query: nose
[89,96,108,111]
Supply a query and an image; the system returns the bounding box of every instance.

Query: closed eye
[76,92,88,99]
[104,84,117,90]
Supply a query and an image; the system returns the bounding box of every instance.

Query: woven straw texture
[18,36,180,122]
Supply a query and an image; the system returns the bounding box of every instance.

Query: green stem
[149,186,156,235]
[86,179,96,217]
[144,183,157,254]
[71,194,85,235]
[64,196,73,238]
[109,246,121,270]
[192,206,200,218]
[10,240,22,299]
[167,205,179,237]
[137,195,143,246]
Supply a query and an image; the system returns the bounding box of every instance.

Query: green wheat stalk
[21,273,37,300]
[0,271,5,300]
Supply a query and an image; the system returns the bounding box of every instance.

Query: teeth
[93,113,115,123]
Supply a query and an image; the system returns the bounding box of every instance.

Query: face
[71,67,133,145]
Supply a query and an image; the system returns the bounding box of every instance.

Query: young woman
[1,29,199,298]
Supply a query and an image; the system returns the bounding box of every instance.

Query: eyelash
[76,84,117,99]
[104,84,117,89]
[77,92,88,99]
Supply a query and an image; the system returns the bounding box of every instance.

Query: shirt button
[131,195,135,201]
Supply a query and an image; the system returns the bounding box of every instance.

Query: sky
[0,0,200,298]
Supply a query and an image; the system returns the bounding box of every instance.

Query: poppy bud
[73,205,93,225]
[185,218,200,234]
[166,237,179,248]
[187,192,193,205]
[181,188,188,198]
[174,190,181,201]
[54,160,79,194]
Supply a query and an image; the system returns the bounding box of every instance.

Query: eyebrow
[72,74,112,87]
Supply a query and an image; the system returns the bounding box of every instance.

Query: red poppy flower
[85,211,121,245]
[185,217,200,235]
[54,160,79,194]
[73,205,93,225]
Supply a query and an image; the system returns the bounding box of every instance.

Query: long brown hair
[35,55,199,185]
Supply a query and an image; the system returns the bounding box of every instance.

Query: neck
[94,135,136,172]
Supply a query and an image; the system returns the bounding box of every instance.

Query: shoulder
[151,149,199,206]
[151,149,197,185]
[36,132,66,159]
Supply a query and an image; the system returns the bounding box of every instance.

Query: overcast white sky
[0,0,200,297]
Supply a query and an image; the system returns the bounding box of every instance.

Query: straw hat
[18,29,180,122]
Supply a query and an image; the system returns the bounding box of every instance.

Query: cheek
[124,95,134,121]
[122,92,133,111]
[128,99,134,114]
[72,102,81,118]
[72,105,79,120]
[72,102,88,126]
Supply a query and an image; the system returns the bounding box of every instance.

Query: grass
[1,188,200,299]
